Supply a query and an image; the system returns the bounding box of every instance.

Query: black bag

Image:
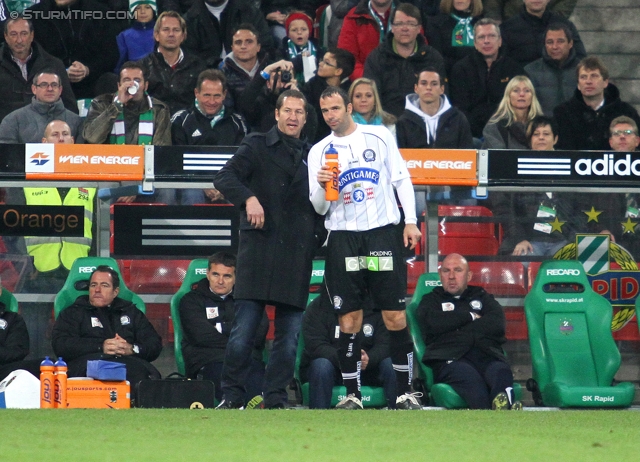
[135,373,215,409]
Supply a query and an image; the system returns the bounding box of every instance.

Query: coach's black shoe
[335,394,363,410]
[396,392,423,410]
[492,392,509,410]
[216,399,244,410]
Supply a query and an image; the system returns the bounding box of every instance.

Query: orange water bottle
[54,357,68,409]
[40,356,55,408]
[324,144,339,201]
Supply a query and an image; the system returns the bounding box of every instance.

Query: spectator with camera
[235,58,318,141]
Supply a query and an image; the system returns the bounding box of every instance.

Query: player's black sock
[389,327,413,396]
[338,331,362,399]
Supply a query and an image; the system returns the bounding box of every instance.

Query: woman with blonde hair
[482,75,543,149]
[348,78,397,136]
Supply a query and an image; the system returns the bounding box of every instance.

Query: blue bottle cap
[54,357,67,367]
[41,356,54,366]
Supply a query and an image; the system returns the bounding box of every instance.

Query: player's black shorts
[324,224,407,314]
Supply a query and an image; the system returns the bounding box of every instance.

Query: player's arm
[394,177,420,249]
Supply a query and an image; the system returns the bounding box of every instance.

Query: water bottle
[324,144,339,201]
[40,357,55,409]
[54,357,68,409]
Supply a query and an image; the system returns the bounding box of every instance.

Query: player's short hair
[320,86,349,107]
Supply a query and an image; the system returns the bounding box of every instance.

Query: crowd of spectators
[0,0,636,204]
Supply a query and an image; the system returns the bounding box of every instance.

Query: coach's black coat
[213,126,326,309]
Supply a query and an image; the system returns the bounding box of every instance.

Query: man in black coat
[27,0,120,99]
[213,89,326,409]
[0,16,76,123]
[179,252,266,403]
[554,56,640,151]
[184,0,274,68]
[397,67,473,149]
[140,11,206,116]
[500,0,585,68]
[416,253,520,410]
[300,292,396,409]
[52,266,163,388]
[363,3,445,118]
[450,18,523,138]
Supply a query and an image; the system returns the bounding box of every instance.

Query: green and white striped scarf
[110,95,154,145]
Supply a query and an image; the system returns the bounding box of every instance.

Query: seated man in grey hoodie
[396,66,473,150]
[0,70,83,143]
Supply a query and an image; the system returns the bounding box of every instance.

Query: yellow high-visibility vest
[23,187,96,272]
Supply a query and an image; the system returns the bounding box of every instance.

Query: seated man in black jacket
[300,292,396,409]
[416,253,521,410]
[52,266,162,389]
[179,252,266,404]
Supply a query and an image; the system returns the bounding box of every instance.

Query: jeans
[307,357,397,409]
[221,299,302,408]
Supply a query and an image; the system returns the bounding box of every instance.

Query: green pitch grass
[3,409,640,461]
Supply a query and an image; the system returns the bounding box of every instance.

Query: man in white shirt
[308,86,422,410]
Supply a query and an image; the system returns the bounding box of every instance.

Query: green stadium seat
[54,257,146,319]
[406,272,522,408]
[0,286,19,313]
[169,259,209,376]
[524,260,635,408]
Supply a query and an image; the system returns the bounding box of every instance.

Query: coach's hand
[403,223,421,250]
[246,196,265,229]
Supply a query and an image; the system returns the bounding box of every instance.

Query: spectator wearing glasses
[363,2,445,117]
[0,70,82,143]
[0,16,77,124]
[302,48,355,142]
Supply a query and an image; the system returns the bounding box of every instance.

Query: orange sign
[25,144,144,181]
[400,149,478,186]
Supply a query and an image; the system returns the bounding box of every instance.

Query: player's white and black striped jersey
[308,124,410,231]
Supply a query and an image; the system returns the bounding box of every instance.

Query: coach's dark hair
[276,89,308,110]
[92,265,121,290]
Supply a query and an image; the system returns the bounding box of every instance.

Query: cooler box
[0,370,40,409]
[66,378,131,409]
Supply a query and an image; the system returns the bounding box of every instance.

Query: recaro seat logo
[546,269,581,276]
